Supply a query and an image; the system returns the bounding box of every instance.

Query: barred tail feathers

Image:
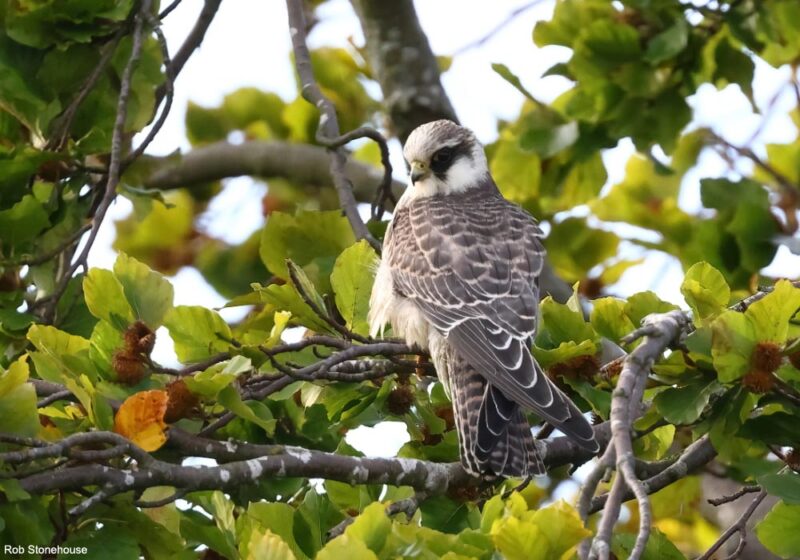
[443,348,543,478]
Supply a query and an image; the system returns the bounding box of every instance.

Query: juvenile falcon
[369,120,599,477]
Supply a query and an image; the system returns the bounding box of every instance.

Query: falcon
[368,120,599,477]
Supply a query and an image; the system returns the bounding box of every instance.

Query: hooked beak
[410,161,429,184]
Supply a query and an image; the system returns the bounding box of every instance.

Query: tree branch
[154,0,222,105]
[350,0,458,143]
[586,310,691,560]
[143,140,405,201]
[698,489,769,560]
[13,423,612,506]
[286,0,380,251]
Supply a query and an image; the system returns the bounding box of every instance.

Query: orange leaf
[113,390,169,452]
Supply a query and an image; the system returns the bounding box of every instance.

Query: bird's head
[402,120,489,197]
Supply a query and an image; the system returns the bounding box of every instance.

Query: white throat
[403,157,489,200]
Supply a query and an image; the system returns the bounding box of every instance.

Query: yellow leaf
[113,390,169,451]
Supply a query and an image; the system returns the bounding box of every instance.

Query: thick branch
[350,0,458,144]
[143,140,404,201]
[587,310,691,560]
[15,424,613,502]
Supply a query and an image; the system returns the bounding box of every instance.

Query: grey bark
[350,0,458,144]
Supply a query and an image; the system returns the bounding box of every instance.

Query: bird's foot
[502,475,532,499]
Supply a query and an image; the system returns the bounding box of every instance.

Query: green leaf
[533,339,597,370]
[759,473,800,505]
[645,19,689,64]
[490,134,541,206]
[740,412,800,447]
[419,495,473,533]
[0,479,30,502]
[0,500,55,548]
[260,210,356,291]
[60,525,141,560]
[243,502,305,559]
[533,0,614,48]
[27,324,95,383]
[317,536,378,560]
[633,425,675,460]
[83,268,135,330]
[545,217,619,281]
[0,383,38,436]
[246,529,298,560]
[756,502,800,558]
[564,378,610,419]
[184,356,251,398]
[0,355,29,397]
[710,311,755,382]
[537,292,596,349]
[491,515,548,560]
[571,19,641,79]
[0,37,60,137]
[113,253,174,328]
[164,306,232,362]
[255,282,335,334]
[520,121,579,158]
[294,490,345,557]
[612,529,685,560]
[624,291,679,326]
[0,194,50,245]
[746,280,800,343]
[331,241,379,336]
[654,378,721,425]
[681,262,730,325]
[492,63,539,103]
[526,501,591,558]
[591,297,635,343]
[218,385,276,434]
[344,502,391,554]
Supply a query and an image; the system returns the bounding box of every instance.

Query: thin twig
[697,489,768,560]
[123,13,175,167]
[707,484,761,507]
[707,130,799,195]
[135,488,189,508]
[327,491,428,539]
[453,0,547,56]
[285,0,381,251]
[37,390,75,408]
[158,0,183,19]
[286,260,369,343]
[37,0,152,322]
[46,28,127,150]
[2,223,91,267]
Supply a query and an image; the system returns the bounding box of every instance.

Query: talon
[502,475,532,499]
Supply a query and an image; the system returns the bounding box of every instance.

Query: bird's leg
[502,476,533,499]
[415,354,428,377]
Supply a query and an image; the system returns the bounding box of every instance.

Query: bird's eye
[432,148,454,164]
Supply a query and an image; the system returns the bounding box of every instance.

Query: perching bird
[368,120,599,478]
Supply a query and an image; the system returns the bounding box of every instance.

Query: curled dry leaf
[113,390,169,451]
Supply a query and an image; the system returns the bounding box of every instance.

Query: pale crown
[401,120,489,198]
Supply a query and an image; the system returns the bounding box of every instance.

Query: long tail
[445,348,543,478]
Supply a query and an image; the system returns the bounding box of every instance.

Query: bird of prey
[369,120,599,478]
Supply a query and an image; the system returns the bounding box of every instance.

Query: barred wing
[388,186,598,452]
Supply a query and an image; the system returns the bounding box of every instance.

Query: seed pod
[385,385,415,416]
[741,369,775,394]
[113,351,147,385]
[164,379,199,423]
[751,341,783,373]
